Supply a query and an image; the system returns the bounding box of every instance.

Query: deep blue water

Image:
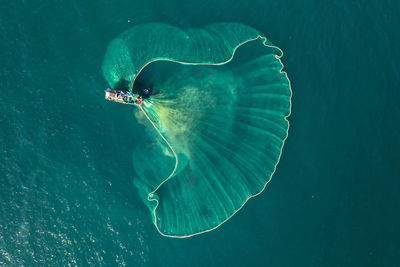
[0,1,399,266]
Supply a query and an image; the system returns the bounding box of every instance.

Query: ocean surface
[0,1,399,266]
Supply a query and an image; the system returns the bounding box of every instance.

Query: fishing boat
[104,88,143,105]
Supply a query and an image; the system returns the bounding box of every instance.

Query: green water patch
[103,23,292,237]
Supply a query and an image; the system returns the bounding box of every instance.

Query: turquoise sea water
[1,1,399,266]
